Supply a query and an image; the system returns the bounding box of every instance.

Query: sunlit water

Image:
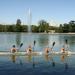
[0,32,75,75]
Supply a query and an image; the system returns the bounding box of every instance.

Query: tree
[57,24,63,32]
[58,20,75,33]
[16,19,22,32]
[7,25,16,32]
[38,20,49,32]
[63,23,69,33]
[16,19,21,25]
[69,20,75,32]
[31,25,39,32]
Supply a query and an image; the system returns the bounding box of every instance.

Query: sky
[0,0,75,26]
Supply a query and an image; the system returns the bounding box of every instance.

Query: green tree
[63,23,69,33]
[16,19,22,32]
[7,25,16,32]
[16,19,21,25]
[31,25,39,32]
[38,20,49,32]
[22,25,28,32]
[69,20,75,32]
[58,24,64,33]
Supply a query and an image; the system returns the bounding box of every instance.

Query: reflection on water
[60,55,67,62]
[0,33,75,52]
[38,34,49,48]
[0,33,75,75]
[27,55,32,62]
[0,54,74,75]
[9,54,69,72]
[26,55,36,68]
[44,55,49,61]
[60,55,69,70]
[65,62,68,70]
[11,55,16,63]
[44,55,56,67]
[9,53,70,70]
[16,33,21,47]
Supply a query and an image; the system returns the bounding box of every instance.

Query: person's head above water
[13,45,15,48]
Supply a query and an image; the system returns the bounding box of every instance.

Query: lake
[0,32,75,75]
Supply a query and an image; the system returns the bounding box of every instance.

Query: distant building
[48,30,55,33]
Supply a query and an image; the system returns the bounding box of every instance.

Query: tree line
[59,20,75,33]
[0,19,75,33]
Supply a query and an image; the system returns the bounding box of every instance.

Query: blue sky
[0,0,75,26]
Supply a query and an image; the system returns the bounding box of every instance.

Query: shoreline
[0,32,75,35]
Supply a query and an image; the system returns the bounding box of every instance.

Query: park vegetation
[0,19,75,33]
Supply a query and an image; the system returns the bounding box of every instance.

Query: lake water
[0,32,75,75]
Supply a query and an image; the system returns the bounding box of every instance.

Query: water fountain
[28,8,32,33]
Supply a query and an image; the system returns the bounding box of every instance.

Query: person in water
[61,39,69,53]
[61,48,65,53]
[27,45,32,53]
[44,47,50,55]
[11,45,17,53]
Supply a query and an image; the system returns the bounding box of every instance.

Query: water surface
[0,32,75,75]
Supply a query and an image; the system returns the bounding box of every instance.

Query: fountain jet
[28,8,32,32]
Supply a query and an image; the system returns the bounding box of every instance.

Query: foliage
[0,19,75,33]
[16,19,21,25]
[59,20,75,33]
[38,20,49,33]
